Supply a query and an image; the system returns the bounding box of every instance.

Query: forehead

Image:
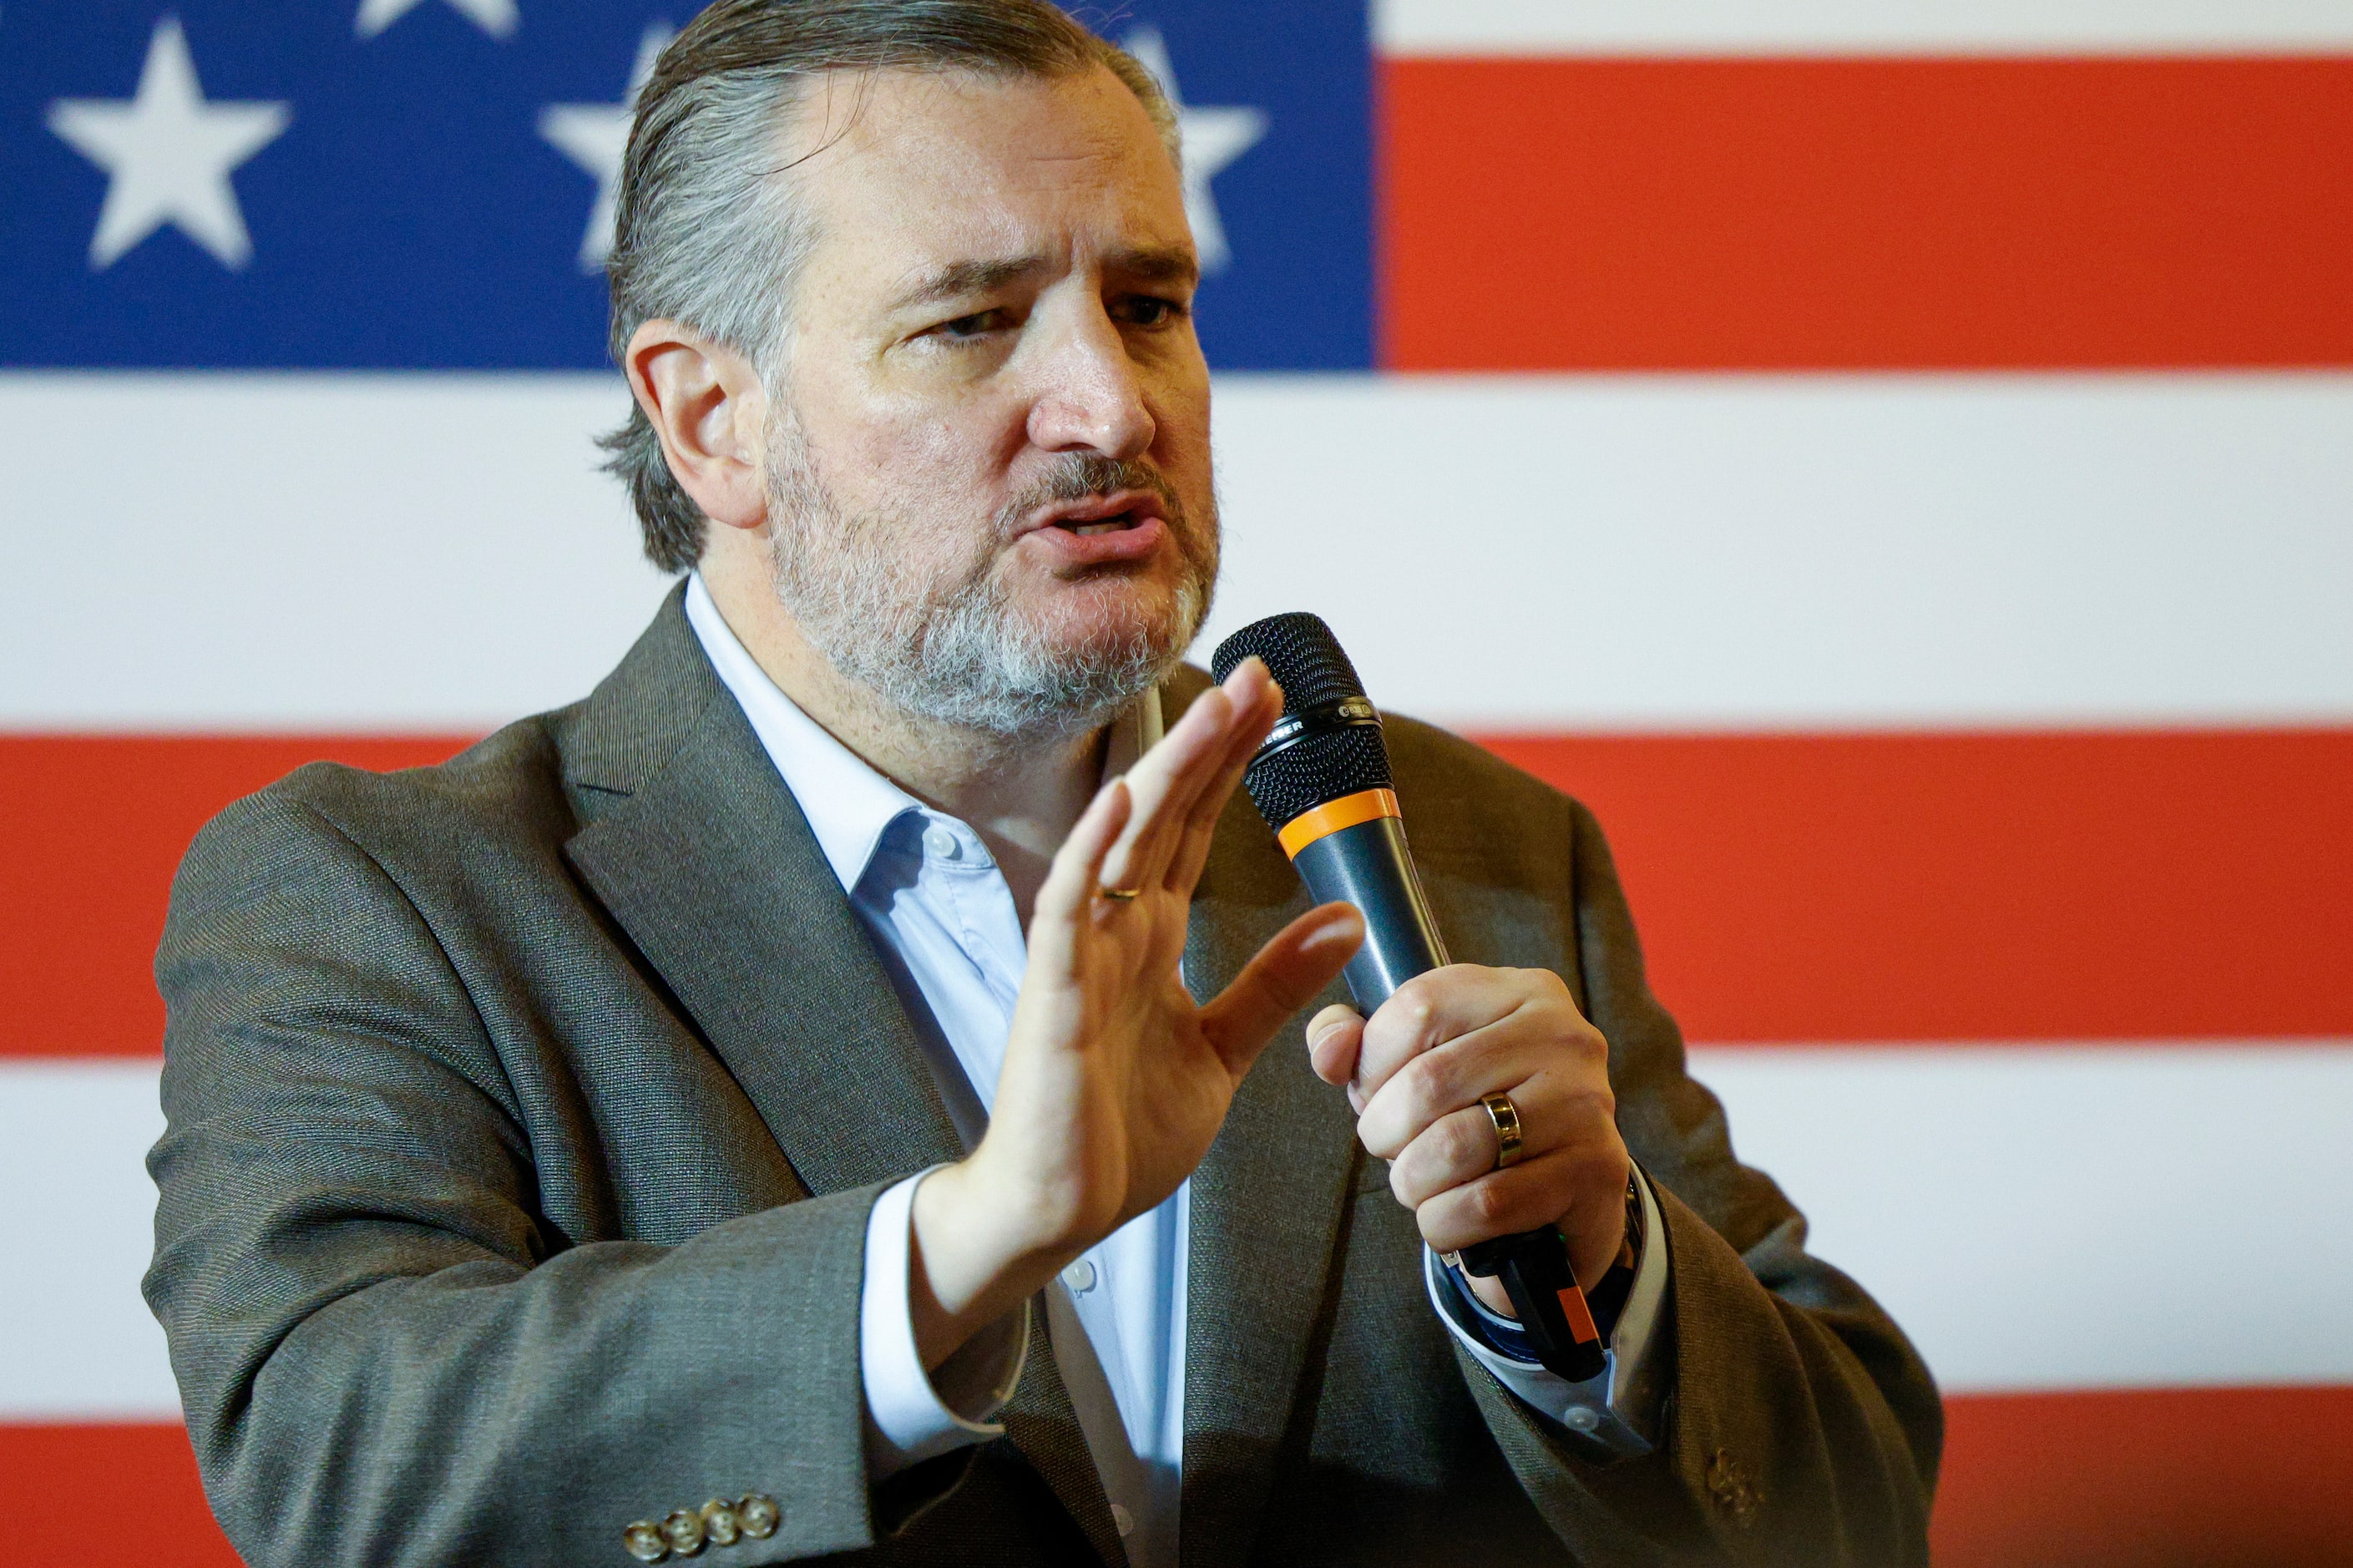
[782,64,1190,289]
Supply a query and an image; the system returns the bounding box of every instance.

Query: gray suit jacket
[147,585,1939,1567]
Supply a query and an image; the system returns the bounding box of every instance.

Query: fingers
[1162,660,1279,894]
[1355,993,1609,1153]
[1099,658,1279,898]
[1325,964,1629,1282]
[1383,1075,1618,1210]
[1199,903,1363,1078]
[1409,1144,1632,1258]
[1028,777,1132,971]
[1304,1004,1364,1090]
[1356,966,1587,1104]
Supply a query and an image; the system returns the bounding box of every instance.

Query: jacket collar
[561,583,967,1192]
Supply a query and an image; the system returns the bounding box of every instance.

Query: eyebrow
[888,245,1201,313]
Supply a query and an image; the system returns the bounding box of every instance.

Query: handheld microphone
[1211,614,1609,1383]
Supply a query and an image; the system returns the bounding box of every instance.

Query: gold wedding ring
[1096,884,1141,903]
[1480,1092,1526,1171]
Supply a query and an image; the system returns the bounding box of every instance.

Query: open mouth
[1029,489,1168,540]
[1060,512,1146,537]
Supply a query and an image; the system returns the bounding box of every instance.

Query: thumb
[1199,903,1364,1079]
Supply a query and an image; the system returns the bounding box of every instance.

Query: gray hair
[597,0,1182,574]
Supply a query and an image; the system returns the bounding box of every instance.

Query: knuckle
[1400,1051,1458,1124]
[1563,1080,1617,1125]
[1390,974,1450,1037]
[1465,1177,1510,1229]
[1529,967,1574,1004]
[1437,1111,1485,1175]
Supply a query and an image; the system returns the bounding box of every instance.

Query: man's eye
[935,310,1007,340]
[1116,296,1185,328]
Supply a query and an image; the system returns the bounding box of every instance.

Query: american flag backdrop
[3,1,2350,1562]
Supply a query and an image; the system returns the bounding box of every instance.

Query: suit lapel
[564,604,964,1195]
[560,589,1121,1555]
[1179,764,1364,1568]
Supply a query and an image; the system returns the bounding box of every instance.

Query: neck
[701,543,1108,923]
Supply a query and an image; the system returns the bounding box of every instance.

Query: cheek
[1151,384,1215,491]
[808,417,1033,577]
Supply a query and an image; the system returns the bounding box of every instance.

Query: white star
[47,18,291,271]
[1123,28,1267,274]
[355,0,519,40]
[539,24,671,271]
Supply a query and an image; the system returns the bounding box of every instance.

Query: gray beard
[761,419,1217,739]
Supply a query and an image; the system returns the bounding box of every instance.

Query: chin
[1025,571,1204,662]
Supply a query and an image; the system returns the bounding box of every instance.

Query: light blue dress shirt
[683,574,1664,1566]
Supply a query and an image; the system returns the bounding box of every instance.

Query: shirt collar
[684,571,1165,896]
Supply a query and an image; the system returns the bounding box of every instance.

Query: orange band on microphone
[1278,787,1403,859]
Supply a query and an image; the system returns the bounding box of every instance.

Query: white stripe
[1375,0,2353,56]
[0,373,668,732]
[0,1062,179,1419]
[1204,373,2353,729]
[1687,1043,2353,1393]
[4,372,2350,731]
[9,1046,2349,1414]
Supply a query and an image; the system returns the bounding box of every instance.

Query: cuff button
[662,1508,706,1555]
[699,1499,742,1548]
[736,1494,780,1540]
[621,1520,669,1563]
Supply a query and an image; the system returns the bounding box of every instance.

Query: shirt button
[1564,1405,1602,1434]
[1111,1503,1136,1538]
[1061,1258,1097,1293]
[923,824,959,859]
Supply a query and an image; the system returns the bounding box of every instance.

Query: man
[146,3,1940,1564]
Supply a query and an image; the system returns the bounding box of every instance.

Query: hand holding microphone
[1212,615,1632,1380]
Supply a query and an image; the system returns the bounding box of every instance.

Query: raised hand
[909,659,1363,1365]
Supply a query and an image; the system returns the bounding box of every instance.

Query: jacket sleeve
[1463,797,1943,1567]
[144,787,909,1567]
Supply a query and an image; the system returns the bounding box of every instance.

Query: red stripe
[1935,1386,2353,1566]
[7,729,2346,1058]
[1380,57,2353,370]
[0,1424,242,1566]
[1474,729,2353,1043]
[8,1388,2347,1562]
[0,736,472,1059]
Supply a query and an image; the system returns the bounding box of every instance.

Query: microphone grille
[1238,722,1393,829]
[1211,611,1366,711]
[1212,612,1395,830]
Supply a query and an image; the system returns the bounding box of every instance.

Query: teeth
[1069,518,1127,536]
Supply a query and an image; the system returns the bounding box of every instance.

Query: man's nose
[1023,308,1156,462]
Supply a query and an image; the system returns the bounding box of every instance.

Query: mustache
[997,454,1185,535]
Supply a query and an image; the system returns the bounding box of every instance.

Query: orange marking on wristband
[1559,1285,1602,1345]
[1278,788,1403,858]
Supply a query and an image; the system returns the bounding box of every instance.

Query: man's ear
[624,319,769,532]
